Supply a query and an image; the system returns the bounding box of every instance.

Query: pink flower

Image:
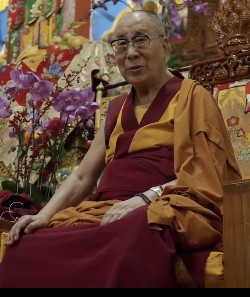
[227,116,239,127]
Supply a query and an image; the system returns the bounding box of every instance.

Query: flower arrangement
[0,62,99,204]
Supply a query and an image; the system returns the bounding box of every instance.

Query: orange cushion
[176,251,224,288]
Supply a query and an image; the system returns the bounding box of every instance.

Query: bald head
[114,10,166,38]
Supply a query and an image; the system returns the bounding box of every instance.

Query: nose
[126,41,139,57]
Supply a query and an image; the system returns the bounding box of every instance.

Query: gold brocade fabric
[215,82,250,179]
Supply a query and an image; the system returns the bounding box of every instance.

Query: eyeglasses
[111,34,163,53]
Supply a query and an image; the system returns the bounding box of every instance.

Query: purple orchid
[79,87,100,117]
[0,95,12,118]
[52,89,84,114]
[192,2,208,15]
[4,70,40,94]
[52,87,99,121]
[85,118,95,128]
[8,128,17,139]
[80,87,96,103]
[4,80,23,94]
[29,80,53,102]
[0,56,100,202]
[166,0,182,27]
[74,99,99,120]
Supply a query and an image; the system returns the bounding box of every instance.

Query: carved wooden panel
[189,51,250,93]
[212,0,250,56]
[171,0,221,67]
[190,0,250,93]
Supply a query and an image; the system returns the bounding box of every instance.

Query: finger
[100,212,113,225]
[101,210,123,225]
[100,205,116,225]
[24,219,44,234]
[6,216,33,245]
[109,213,122,223]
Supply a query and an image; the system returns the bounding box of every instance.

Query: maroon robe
[0,77,209,288]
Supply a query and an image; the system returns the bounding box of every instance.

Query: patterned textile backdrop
[214,80,250,179]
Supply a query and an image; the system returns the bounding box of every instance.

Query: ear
[162,37,168,55]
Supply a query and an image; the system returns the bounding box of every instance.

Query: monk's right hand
[5,214,49,246]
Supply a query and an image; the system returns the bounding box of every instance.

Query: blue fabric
[0,9,7,51]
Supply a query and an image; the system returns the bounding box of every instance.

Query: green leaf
[166,54,182,69]
[1,180,23,193]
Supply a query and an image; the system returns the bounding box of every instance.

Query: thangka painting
[5,0,65,64]
[214,80,250,179]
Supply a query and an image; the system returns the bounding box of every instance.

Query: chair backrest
[223,179,250,288]
[94,81,131,134]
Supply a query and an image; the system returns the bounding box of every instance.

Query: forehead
[114,12,156,37]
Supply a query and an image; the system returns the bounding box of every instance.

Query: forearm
[137,180,177,204]
[38,172,94,220]
[101,180,178,225]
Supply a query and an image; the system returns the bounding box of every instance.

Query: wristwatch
[150,185,163,197]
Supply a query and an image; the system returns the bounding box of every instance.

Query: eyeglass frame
[111,34,164,53]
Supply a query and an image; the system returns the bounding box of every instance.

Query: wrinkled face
[112,12,167,87]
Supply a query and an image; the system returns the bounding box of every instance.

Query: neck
[133,70,174,106]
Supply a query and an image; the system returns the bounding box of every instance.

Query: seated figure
[0,10,241,288]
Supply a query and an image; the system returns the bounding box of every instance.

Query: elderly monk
[0,10,241,288]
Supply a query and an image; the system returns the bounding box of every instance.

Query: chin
[125,75,147,87]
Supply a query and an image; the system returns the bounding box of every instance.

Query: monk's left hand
[100,196,146,225]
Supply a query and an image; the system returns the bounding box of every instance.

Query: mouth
[127,65,143,71]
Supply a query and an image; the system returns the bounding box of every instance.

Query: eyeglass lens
[112,35,150,52]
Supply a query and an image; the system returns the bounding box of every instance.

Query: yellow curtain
[0,0,8,11]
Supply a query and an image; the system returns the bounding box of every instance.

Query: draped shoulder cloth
[147,79,242,250]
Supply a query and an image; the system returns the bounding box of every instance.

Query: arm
[100,180,176,225]
[39,121,106,218]
[6,121,106,245]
